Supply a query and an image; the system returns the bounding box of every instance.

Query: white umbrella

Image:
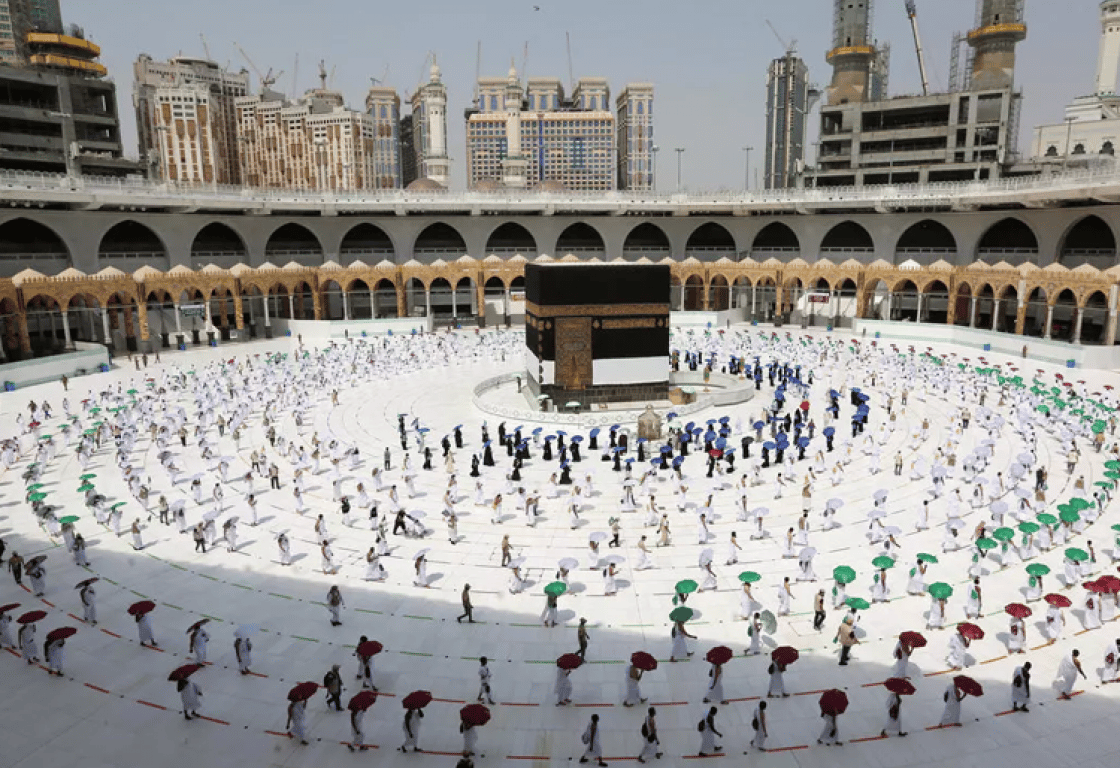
[867,510,887,520]
[752,506,770,517]
[699,548,714,566]
[202,510,220,523]
[508,557,526,569]
[873,489,888,501]
[989,500,1008,515]
[235,624,258,639]
[1017,452,1034,466]
[409,510,427,519]
[413,548,430,560]
[799,547,817,559]
[602,554,626,566]
[826,498,845,510]
[947,518,967,531]
[883,525,902,536]
[589,531,608,543]
[558,557,579,571]
[1015,487,1033,499]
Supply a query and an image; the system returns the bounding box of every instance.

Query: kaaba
[524,263,671,407]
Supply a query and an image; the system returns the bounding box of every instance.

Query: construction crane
[904,0,931,96]
[764,19,796,57]
[565,31,575,91]
[369,64,390,88]
[235,43,280,93]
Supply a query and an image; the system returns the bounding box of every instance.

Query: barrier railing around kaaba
[472,372,755,428]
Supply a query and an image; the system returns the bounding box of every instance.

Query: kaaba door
[554,317,593,390]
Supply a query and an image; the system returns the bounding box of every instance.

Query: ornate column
[750,285,757,319]
[916,293,924,323]
[969,296,977,327]
[451,284,457,319]
[287,294,295,319]
[1044,305,1054,340]
[100,308,111,347]
[991,299,1000,331]
[702,280,711,311]
[1106,285,1119,345]
[397,282,408,318]
[425,287,432,317]
[204,298,213,329]
[61,309,72,348]
[1014,300,1026,335]
[946,292,957,326]
[233,294,244,330]
[136,303,149,344]
[17,312,31,354]
[884,293,892,321]
[261,293,270,329]
[341,290,350,321]
[1073,308,1083,344]
[174,303,183,334]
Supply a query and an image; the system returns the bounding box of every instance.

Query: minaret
[1097,0,1120,96]
[967,0,1027,91]
[826,0,877,105]
[501,61,527,188]
[422,60,450,187]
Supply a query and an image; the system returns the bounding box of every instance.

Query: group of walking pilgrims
[4,325,1120,762]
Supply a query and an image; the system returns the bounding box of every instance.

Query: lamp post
[674,147,685,191]
[742,146,753,191]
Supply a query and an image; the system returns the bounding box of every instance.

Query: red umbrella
[357,640,384,657]
[819,689,849,716]
[460,703,491,726]
[127,600,156,616]
[884,678,916,696]
[630,651,658,671]
[348,690,378,712]
[899,631,927,648]
[287,682,319,702]
[556,653,583,670]
[1096,575,1120,592]
[0,603,20,614]
[17,610,46,624]
[45,627,77,643]
[706,646,734,665]
[75,578,98,589]
[168,663,203,682]
[771,646,800,666]
[1084,580,1108,594]
[186,618,210,634]
[953,675,983,697]
[957,622,984,641]
[1044,593,1072,608]
[401,690,432,710]
[1004,603,1032,619]
[800,400,810,412]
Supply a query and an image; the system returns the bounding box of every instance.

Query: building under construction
[805,0,1027,187]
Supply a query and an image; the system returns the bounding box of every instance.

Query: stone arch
[372,277,399,318]
[623,222,671,260]
[895,220,958,265]
[142,289,176,344]
[266,223,323,266]
[345,278,372,320]
[751,222,800,259]
[834,277,858,326]
[860,278,890,319]
[208,286,237,334]
[98,220,169,271]
[951,281,973,326]
[340,223,395,260]
[190,222,247,269]
[820,221,874,255]
[454,276,478,320]
[0,296,25,359]
[267,283,291,320]
[1058,215,1117,269]
[1080,289,1110,344]
[753,275,779,321]
[707,274,730,310]
[686,222,737,260]
[319,279,345,320]
[429,276,454,317]
[485,222,538,256]
[918,279,950,324]
[1049,288,1079,341]
[0,217,71,273]
[683,275,704,311]
[23,292,65,354]
[976,217,1038,263]
[292,280,315,319]
[413,222,467,262]
[104,290,140,351]
[731,276,752,310]
[406,276,427,317]
[556,222,606,257]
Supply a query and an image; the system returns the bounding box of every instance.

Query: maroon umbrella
[1083,580,1108,594]
[1097,575,1120,593]
[771,646,800,666]
[348,690,378,712]
[957,622,984,641]
[0,603,20,614]
[357,640,384,657]
[706,646,734,665]
[45,627,77,643]
[401,690,432,710]
[127,600,156,616]
[819,689,849,716]
[884,677,916,696]
[630,651,657,671]
[17,610,46,624]
[75,578,98,589]
[168,663,203,682]
[1004,603,1032,619]
[899,630,927,648]
[953,675,983,698]
[1044,593,1072,608]
[460,703,491,726]
[186,618,210,634]
[287,682,319,702]
[557,653,583,670]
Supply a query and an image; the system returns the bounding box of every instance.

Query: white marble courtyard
[2,325,1120,768]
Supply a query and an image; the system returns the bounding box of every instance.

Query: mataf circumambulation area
[5,321,1120,768]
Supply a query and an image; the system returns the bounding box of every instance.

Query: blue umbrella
[625,458,635,464]
[513,425,524,432]
[705,431,717,442]
[483,440,492,447]
[715,438,728,450]
[719,416,730,424]
[611,447,625,454]
[637,438,648,444]
[560,460,570,468]
[666,412,678,420]
[571,436,584,444]
[589,428,601,437]
[557,431,567,436]
[753,421,765,430]
[544,435,555,442]
[684,422,696,433]
[763,441,777,450]
[724,448,735,456]
[418,427,430,434]
[672,456,685,468]
[797,436,810,448]
[851,387,861,393]
[706,419,718,425]
[453,424,463,430]
[660,445,672,453]
[692,427,704,435]
[532,427,543,435]
[649,459,662,467]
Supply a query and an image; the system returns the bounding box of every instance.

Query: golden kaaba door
[554,317,593,390]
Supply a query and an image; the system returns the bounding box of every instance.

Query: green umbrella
[127,389,138,395]
[1096,481,1115,489]
[77,483,94,492]
[917,553,939,564]
[1059,509,1080,524]
[738,571,762,584]
[544,581,567,597]
[992,527,1015,542]
[1037,405,1050,415]
[59,515,79,524]
[26,483,45,491]
[928,582,953,600]
[832,565,857,585]
[82,429,96,436]
[1106,471,1120,481]
[1069,497,1091,511]
[1025,563,1051,577]
[1093,420,1108,434]
[110,501,126,509]
[675,580,699,595]
[28,492,47,502]
[669,606,694,623]
[1112,524,1120,533]
[1018,522,1040,534]
[1105,460,1120,471]
[1065,548,1089,562]
[1036,513,1058,526]
[976,538,997,551]
[871,556,896,569]
[79,473,96,480]
[845,597,870,611]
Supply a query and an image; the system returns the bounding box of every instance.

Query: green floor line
[161,602,183,610]
[291,635,319,643]
[268,592,293,600]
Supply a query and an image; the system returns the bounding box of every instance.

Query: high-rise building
[364,85,403,189]
[806,0,1026,187]
[401,62,449,188]
[0,0,61,64]
[616,83,655,190]
[236,86,392,191]
[764,55,815,189]
[466,68,640,191]
[133,55,250,185]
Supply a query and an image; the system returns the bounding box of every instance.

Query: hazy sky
[72,0,1099,190]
